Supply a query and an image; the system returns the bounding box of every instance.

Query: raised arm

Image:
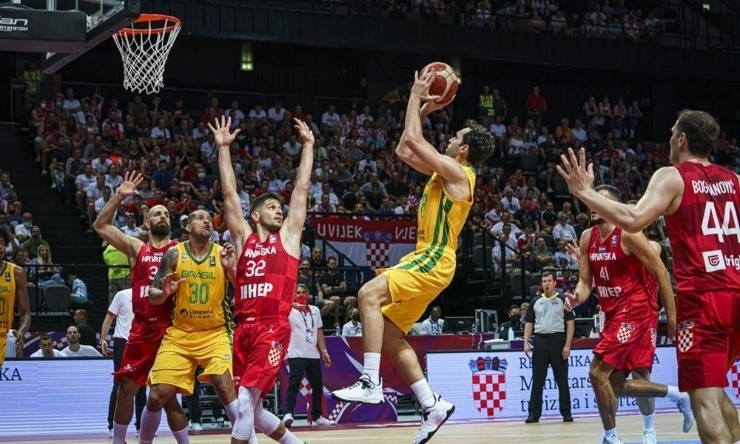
[281,119,314,255]
[93,170,145,261]
[557,148,682,232]
[209,116,251,249]
[565,228,594,311]
[623,232,676,337]
[148,247,183,305]
[13,265,30,356]
[396,101,437,175]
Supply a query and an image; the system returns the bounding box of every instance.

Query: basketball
[423,61,459,107]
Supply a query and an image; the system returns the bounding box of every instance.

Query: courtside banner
[427,348,740,421]
[311,218,416,270]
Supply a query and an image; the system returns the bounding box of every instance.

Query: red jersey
[235,232,299,322]
[588,227,658,319]
[129,240,178,341]
[665,163,740,293]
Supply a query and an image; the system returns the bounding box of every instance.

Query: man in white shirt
[61,325,102,357]
[421,306,444,335]
[101,289,147,436]
[30,333,65,358]
[282,284,335,427]
[552,213,577,243]
[341,308,363,337]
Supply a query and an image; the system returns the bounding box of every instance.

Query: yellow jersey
[402,166,475,271]
[172,242,227,332]
[0,262,17,336]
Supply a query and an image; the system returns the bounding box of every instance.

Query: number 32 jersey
[665,162,740,293]
[235,231,299,322]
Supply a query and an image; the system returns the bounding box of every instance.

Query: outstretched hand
[411,68,441,103]
[118,170,144,198]
[556,147,595,197]
[565,239,581,262]
[293,118,315,146]
[161,272,186,297]
[563,291,580,312]
[208,116,241,147]
[220,242,237,271]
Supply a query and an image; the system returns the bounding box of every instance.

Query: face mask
[295,295,308,305]
[510,314,521,324]
[23,221,32,228]
[351,314,360,322]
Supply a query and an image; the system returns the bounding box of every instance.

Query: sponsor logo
[703,250,726,272]
[0,17,29,32]
[469,355,507,417]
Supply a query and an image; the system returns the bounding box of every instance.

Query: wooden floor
[8,412,709,444]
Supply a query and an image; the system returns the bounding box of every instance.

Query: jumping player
[93,171,187,444]
[209,115,312,444]
[565,184,693,444]
[332,68,494,444]
[558,109,740,443]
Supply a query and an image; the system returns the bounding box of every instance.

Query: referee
[523,271,575,423]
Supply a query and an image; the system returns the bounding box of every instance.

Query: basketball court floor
[6,412,705,444]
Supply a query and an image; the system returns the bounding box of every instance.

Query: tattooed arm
[148,247,184,305]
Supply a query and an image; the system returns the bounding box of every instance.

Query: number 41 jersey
[665,162,740,293]
[235,231,299,322]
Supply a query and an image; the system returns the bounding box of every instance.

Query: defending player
[565,185,693,444]
[209,115,311,444]
[332,68,494,444]
[93,172,187,444]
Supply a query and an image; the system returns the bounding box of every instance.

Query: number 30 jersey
[235,231,299,323]
[130,240,178,341]
[665,162,740,293]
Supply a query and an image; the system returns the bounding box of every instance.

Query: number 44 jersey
[665,162,740,293]
[235,231,299,323]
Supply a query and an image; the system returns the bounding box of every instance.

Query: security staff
[523,271,575,423]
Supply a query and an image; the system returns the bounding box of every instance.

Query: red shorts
[233,319,291,397]
[593,311,658,374]
[114,326,166,386]
[676,290,740,392]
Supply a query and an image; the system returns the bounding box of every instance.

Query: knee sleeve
[254,402,281,436]
[232,386,259,441]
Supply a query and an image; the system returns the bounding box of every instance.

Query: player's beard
[591,213,605,225]
[150,222,170,236]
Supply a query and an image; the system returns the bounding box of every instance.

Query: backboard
[0,0,140,74]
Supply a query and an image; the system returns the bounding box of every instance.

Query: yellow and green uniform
[148,242,232,394]
[382,166,476,333]
[0,262,18,366]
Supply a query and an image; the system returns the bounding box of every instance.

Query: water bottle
[507,327,515,341]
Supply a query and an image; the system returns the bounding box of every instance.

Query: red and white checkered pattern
[472,372,506,417]
[677,326,694,353]
[267,341,283,367]
[365,242,390,270]
[617,322,634,344]
[729,362,740,399]
[299,377,312,398]
[650,327,657,349]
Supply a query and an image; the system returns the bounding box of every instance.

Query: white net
[113,15,181,95]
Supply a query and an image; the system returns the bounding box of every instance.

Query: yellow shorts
[381,249,456,334]
[0,337,6,366]
[148,326,232,395]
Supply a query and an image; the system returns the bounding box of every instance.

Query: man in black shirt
[74,308,97,347]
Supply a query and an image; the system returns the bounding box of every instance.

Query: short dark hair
[0,228,9,246]
[675,109,720,157]
[541,271,555,281]
[462,119,495,165]
[39,333,52,342]
[594,184,621,202]
[251,192,282,213]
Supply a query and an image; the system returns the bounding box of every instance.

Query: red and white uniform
[233,231,299,395]
[664,162,740,391]
[114,240,177,385]
[589,227,659,373]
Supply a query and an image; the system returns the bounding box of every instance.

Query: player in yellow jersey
[0,229,31,364]
[334,68,494,444]
[137,210,238,444]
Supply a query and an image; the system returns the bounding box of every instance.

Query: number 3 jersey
[235,231,299,322]
[171,241,227,332]
[665,162,740,293]
[589,227,658,320]
[130,240,178,341]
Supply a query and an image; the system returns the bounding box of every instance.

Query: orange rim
[116,13,181,36]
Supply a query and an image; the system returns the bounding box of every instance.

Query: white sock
[278,432,303,444]
[605,428,617,439]
[225,398,239,424]
[363,352,381,384]
[642,413,655,431]
[112,422,128,444]
[666,385,681,401]
[410,379,436,410]
[138,406,162,442]
[172,427,190,444]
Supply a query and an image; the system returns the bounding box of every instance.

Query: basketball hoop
[113,14,181,95]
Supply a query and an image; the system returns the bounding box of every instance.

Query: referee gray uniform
[523,291,575,422]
